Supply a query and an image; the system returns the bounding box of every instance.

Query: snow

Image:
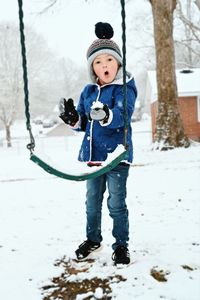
[0,119,200,300]
[91,101,104,110]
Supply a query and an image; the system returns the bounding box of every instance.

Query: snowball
[91,101,104,109]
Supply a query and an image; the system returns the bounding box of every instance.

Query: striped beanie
[87,22,122,82]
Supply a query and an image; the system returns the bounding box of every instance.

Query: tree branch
[38,0,59,14]
[175,39,200,57]
[176,1,200,33]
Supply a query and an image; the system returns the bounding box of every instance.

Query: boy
[60,22,137,265]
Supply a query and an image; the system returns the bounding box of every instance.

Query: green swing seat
[30,146,127,181]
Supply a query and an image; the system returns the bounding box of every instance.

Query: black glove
[59,98,79,126]
[90,104,110,123]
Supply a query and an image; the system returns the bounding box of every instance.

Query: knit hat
[87,22,122,82]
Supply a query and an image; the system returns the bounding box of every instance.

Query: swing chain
[18,0,35,154]
[120,0,128,149]
[26,127,35,153]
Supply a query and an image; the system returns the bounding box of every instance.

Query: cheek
[94,67,102,76]
[111,66,118,76]
[93,64,98,74]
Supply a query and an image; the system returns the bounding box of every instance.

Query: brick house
[146,68,200,142]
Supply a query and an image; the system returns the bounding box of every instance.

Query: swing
[17,0,128,181]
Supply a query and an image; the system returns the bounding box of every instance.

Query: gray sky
[1,0,149,67]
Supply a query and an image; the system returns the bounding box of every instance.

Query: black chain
[17,0,35,153]
[120,0,128,148]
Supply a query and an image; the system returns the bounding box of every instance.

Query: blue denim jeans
[86,163,130,250]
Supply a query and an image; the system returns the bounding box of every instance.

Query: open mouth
[104,71,109,76]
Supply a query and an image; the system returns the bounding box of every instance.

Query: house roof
[147,68,200,103]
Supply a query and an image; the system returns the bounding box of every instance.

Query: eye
[108,57,113,62]
[94,60,101,64]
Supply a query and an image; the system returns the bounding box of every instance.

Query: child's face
[92,54,119,85]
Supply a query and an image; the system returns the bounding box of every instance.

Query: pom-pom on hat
[87,22,122,82]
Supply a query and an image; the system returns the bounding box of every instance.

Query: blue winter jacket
[76,71,137,163]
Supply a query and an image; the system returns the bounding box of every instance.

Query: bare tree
[149,0,190,150]
[0,22,84,147]
[0,23,22,147]
[0,22,58,146]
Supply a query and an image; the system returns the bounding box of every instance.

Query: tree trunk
[195,0,200,10]
[6,124,12,147]
[150,0,190,150]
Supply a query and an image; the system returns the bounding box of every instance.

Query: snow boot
[75,240,101,260]
[112,245,130,265]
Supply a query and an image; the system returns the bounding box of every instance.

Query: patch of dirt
[41,257,126,300]
[150,267,170,282]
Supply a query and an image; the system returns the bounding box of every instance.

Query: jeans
[86,163,130,250]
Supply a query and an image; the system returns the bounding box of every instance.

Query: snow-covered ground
[0,119,200,300]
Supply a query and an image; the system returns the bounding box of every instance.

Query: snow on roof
[147,68,200,102]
